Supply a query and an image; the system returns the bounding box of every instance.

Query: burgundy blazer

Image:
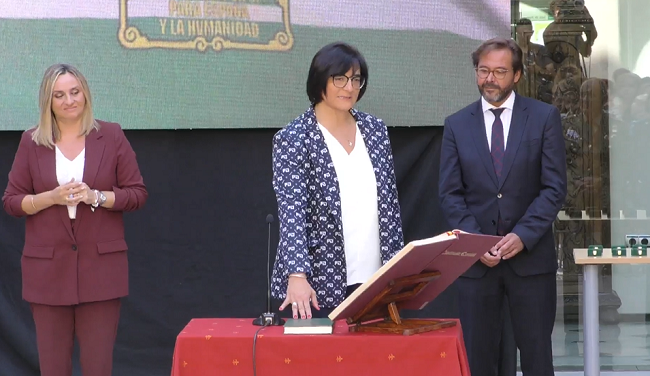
[2,121,147,306]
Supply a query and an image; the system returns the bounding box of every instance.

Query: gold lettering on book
[442,251,477,257]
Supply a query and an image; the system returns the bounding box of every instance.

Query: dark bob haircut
[471,38,524,76]
[306,42,368,105]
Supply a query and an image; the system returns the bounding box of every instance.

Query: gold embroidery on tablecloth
[233,359,239,366]
[205,335,212,340]
[284,358,291,364]
[336,356,343,362]
[388,354,395,361]
[441,352,446,358]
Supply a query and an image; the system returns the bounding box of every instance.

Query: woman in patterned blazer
[271,42,404,319]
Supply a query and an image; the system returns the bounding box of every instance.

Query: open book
[329,230,501,321]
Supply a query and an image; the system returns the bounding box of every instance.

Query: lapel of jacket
[470,100,499,188]
[499,95,529,189]
[74,127,105,230]
[35,142,74,240]
[303,107,342,226]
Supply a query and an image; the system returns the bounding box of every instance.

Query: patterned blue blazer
[270,107,404,308]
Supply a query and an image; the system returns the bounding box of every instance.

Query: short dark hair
[306,42,368,105]
[471,38,524,75]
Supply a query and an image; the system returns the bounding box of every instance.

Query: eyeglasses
[332,74,366,89]
[475,68,510,80]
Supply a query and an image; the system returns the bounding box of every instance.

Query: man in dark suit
[439,38,567,376]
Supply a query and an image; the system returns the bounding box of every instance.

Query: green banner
[0,0,510,130]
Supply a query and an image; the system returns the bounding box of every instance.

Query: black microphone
[252,214,284,326]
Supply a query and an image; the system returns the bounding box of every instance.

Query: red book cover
[329,231,501,321]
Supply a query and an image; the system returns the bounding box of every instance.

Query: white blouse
[318,123,381,285]
[55,146,85,219]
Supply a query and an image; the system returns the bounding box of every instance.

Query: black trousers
[499,298,517,376]
[457,262,556,376]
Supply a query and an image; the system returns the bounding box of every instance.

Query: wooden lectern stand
[348,271,457,335]
[329,231,502,335]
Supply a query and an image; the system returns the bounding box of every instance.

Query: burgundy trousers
[30,299,121,376]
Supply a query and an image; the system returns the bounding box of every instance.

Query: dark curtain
[0,126,454,376]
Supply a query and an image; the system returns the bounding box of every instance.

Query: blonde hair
[32,63,99,148]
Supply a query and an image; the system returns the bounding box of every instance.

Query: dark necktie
[490,108,505,180]
[490,108,507,236]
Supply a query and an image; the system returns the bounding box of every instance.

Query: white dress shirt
[482,91,516,151]
[318,123,381,285]
[55,146,85,219]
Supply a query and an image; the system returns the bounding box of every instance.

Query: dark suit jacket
[439,94,567,278]
[2,121,147,305]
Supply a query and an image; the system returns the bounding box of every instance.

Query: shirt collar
[481,90,516,114]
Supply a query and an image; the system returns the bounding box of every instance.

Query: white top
[318,123,381,285]
[55,146,85,219]
[481,91,516,151]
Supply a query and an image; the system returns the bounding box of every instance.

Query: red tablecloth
[171,318,470,376]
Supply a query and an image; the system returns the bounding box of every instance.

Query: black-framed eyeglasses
[475,68,510,80]
[332,74,366,89]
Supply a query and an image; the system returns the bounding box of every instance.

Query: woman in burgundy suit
[2,64,147,376]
